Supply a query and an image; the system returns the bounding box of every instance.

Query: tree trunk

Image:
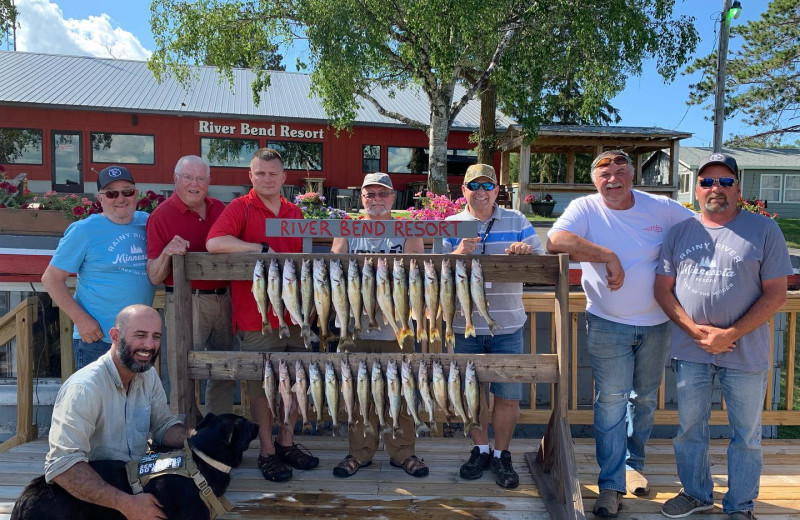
[427,89,453,195]
[477,81,497,165]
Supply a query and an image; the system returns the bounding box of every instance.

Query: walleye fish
[371,360,388,435]
[292,359,312,431]
[282,259,305,339]
[392,258,413,345]
[325,360,340,436]
[308,361,325,424]
[340,359,356,432]
[347,259,363,340]
[313,258,332,346]
[423,259,441,345]
[376,257,403,347]
[386,359,403,439]
[408,259,427,343]
[330,259,352,350]
[300,258,317,348]
[448,360,470,434]
[432,359,451,421]
[361,257,380,332]
[268,258,290,339]
[470,259,500,335]
[356,360,374,437]
[262,358,278,421]
[455,259,475,338]
[464,360,483,432]
[418,359,438,434]
[440,259,457,352]
[278,360,293,429]
[401,359,430,437]
[252,259,269,334]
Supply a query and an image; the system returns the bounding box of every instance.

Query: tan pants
[165,292,236,416]
[342,339,415,464]
[239,326,307,407]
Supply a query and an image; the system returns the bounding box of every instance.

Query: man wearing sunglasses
[443,163,544,490]
[43,165,154,370]
[547,150,694,517]
[146,155,235,417]
[655,153,792,520]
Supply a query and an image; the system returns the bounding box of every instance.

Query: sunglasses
[595,156,630,168]
[697,177,738,188]
[101,188,137,199]
[465,181,497,191]
[362,191,394,199]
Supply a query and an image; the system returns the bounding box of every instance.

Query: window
[201,138,259,167]
[267,141,323,171]
[679,173,691,194]
[785,175,800,203]
[91,133,155,164]
[388,146,428,174]
[363,145,381,173]
[0,128,43,164]
[446,148,477,176]
[760,174,782,203]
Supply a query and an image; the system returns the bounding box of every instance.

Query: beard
[117,336,160,373]
[704,194,729,213]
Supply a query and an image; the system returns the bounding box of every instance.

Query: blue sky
[8,0,774,147]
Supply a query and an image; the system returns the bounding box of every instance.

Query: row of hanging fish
[262,357,482,437]
[252,256,499,351]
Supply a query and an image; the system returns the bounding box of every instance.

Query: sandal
[333,454,372,478]
[274,440,320,470]
[390,455,429,478]
[258,454,292,482]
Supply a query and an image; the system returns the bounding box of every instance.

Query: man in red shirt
[146,155,235,417]
[207,148,318,482]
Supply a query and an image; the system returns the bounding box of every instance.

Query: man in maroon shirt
[207,148,318,483]
[146,155,235,417]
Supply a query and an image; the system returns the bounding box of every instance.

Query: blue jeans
[673,359,766,514]
[454,328,523,400]
[585,312,670,493]
[73,338,111,370]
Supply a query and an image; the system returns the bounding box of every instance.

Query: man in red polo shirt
[146,155,235,417]
[207,148,318,483]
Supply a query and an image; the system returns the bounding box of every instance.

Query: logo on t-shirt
[642,224,663,233]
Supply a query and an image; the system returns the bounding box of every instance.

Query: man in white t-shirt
[547,150,693,517]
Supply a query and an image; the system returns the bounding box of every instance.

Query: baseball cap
[362,172,393,189]
[97,165,136,190]
[698,152,739,178]
[464,164,497,184]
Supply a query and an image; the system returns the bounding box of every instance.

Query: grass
[777,218,800,249]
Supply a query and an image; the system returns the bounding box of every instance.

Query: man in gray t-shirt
[654,153,792,520]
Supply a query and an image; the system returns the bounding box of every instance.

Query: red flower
[73,206,86,216]
[147,190,158,200]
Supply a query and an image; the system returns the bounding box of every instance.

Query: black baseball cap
[97,165,136,190]
[698,152,739,178]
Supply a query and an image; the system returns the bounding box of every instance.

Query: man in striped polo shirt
[443,163,544,489]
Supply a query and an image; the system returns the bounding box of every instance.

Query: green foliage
[686,0,800,144]
[0,0,17,41]
[776,217,800,249]
[0,129,41,164]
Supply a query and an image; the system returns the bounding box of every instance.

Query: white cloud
[15,0,151,60]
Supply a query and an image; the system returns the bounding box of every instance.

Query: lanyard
[479,218,495,255]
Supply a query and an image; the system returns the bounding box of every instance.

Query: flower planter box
[0,208,70,236]
[529,202,556,217]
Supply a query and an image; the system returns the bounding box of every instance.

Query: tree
[150,0,697,194]
[686,0,800,145]
[1,0,17,47]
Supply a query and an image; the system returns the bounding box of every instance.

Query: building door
[52,131,83,193]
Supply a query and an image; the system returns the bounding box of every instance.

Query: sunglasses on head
[101,188,137,199]
[465,181,497,191]
[595,156,630,168]
[697,177,738,188]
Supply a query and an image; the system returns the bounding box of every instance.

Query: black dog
[11,413,258,520]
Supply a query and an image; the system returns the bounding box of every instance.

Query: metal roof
[0,51,516,130]
[507,123,692,139]
[681,147,800,170]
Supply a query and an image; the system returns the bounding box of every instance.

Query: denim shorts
[73,338,111,370]
[454,327,523,400]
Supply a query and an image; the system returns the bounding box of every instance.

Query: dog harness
[125,440,233,519]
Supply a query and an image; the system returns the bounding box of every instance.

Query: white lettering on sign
[198,120,322,140]
[265,219,479,239]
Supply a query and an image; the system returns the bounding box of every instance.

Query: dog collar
[192,447,232,474]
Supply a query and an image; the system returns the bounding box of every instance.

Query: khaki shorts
[239,326,306,399]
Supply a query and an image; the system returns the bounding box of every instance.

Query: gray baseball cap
[698,152,739,178]
[97,165,136,190]
[362,172,393,189]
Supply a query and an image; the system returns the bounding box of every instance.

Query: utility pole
[713,0,742,152]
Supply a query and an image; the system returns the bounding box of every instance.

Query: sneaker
[460,446,492,480]
[257,454,292,482]
[661,490,714,518]
[274,440,320,470]
[489,450,519,489]
[729,512,757,520]
[593,489,624,518]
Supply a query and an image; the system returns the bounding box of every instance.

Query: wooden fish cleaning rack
[170,250,582,519]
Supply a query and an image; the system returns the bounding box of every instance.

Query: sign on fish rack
[264,219,480,253]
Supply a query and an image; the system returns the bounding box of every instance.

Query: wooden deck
[1,436,799,519]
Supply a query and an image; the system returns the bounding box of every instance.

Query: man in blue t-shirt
[42,165,154,370]
[655,153,792,520]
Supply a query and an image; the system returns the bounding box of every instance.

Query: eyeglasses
[176,174,209,184]
[595,156,630,168]
[465,181,497,191]
[362,191,395,199]
[100,188,137,199]
[697,177,738,188]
